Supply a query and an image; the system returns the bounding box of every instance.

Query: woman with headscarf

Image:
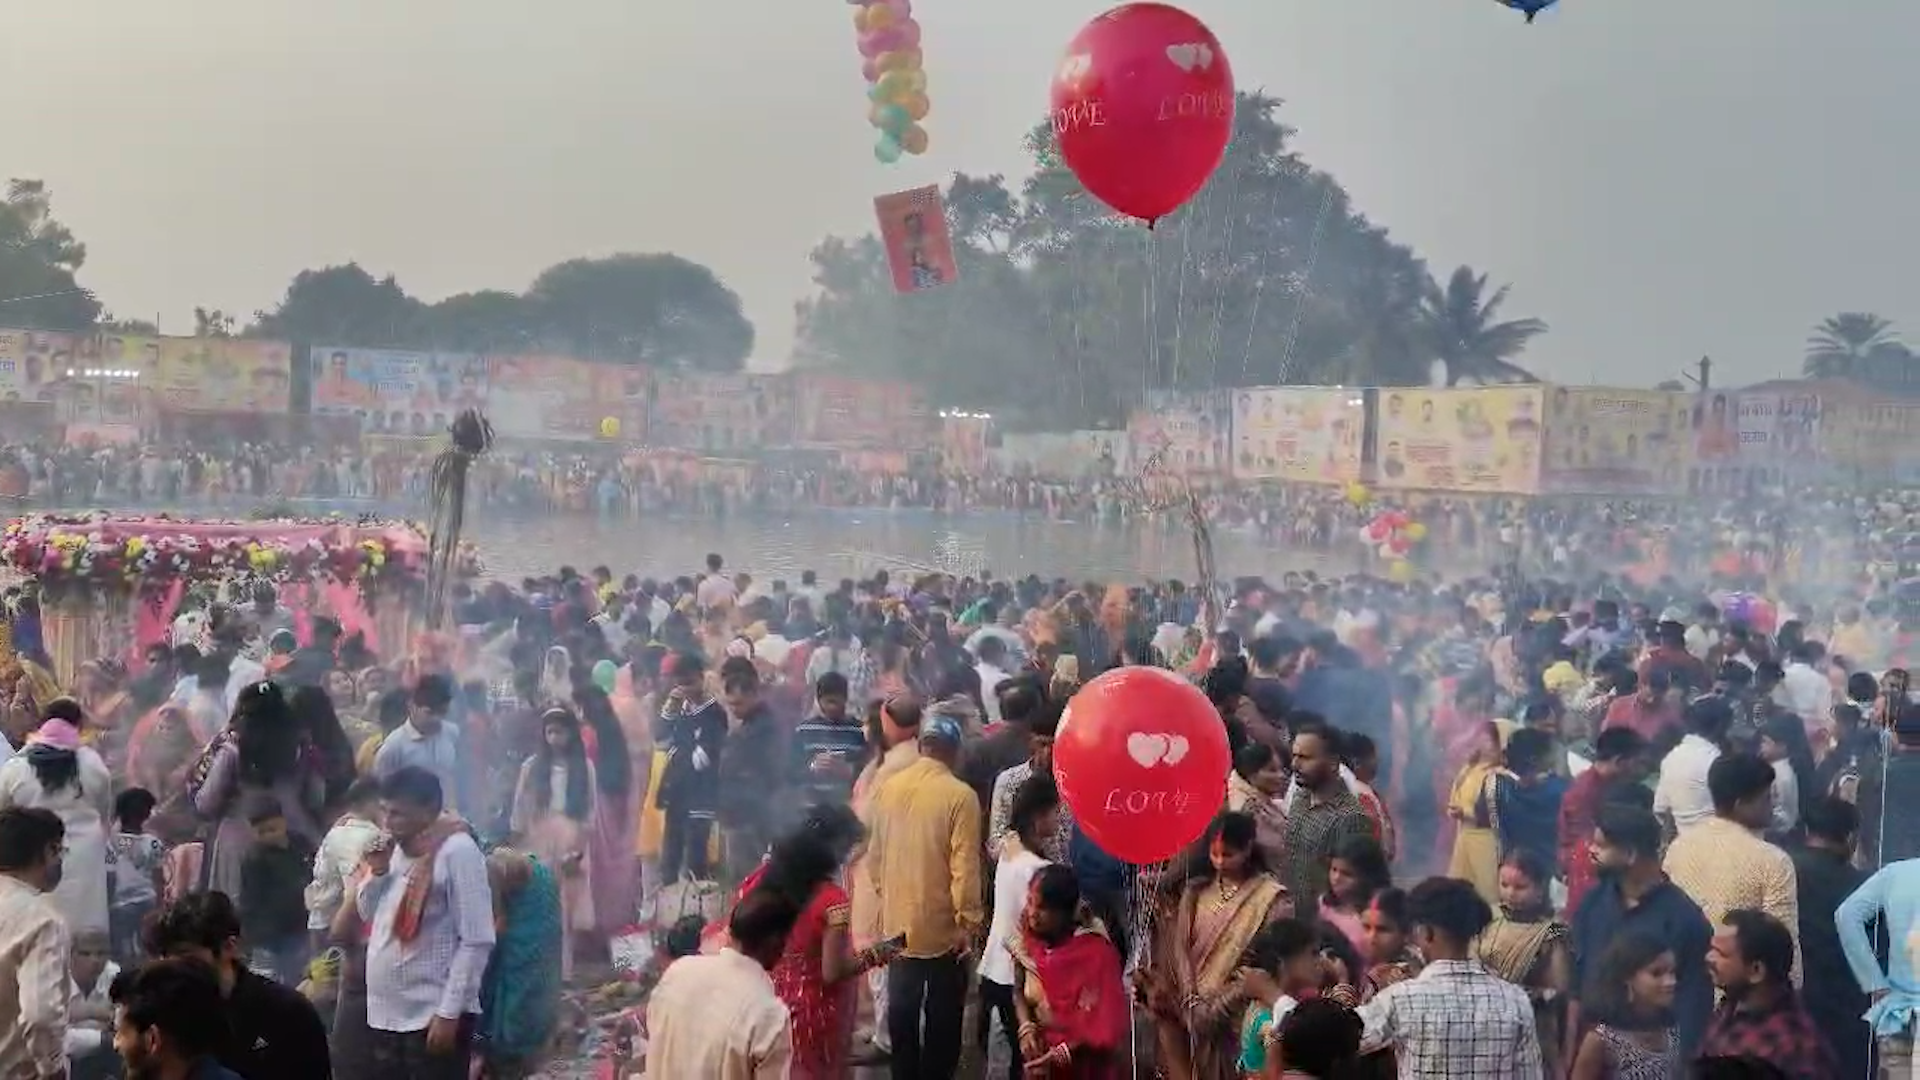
[189,680,326,904]
[510,706,597,981]
[123,701,218,845]
[539,645,572,706]
[478,848,563,1080]
[0,698,114,933]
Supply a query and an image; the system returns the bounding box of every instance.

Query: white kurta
[0,748,114,934]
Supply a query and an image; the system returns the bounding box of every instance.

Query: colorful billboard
[1129,390,1229,477]
[1373,386,1544,494]
[1540,386,1691,494]
[0,328,81,404]
[147,338,293,412]
[874,185,958,293]
[791,373,930,451]
[1231,386,1365,483]
[309,347,491,434]
[650,373,789,452]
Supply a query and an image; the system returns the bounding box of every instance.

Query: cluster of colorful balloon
[1361,510,1426,583]
[1343,481,1371,508]
[851,0,930,163]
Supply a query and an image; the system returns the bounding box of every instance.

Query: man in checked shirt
[1270,876,1544,1078]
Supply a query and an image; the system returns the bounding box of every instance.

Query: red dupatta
[1017,925,1127,1059]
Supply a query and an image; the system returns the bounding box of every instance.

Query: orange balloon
[901,124,929,154]
[852,5,871,31]
[903,92,930,121]
[863,3,894,29]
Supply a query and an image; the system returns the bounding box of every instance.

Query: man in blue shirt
[1569,803,1715,1062]
[1837,855,1920,1076]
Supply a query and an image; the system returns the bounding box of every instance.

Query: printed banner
[1374,387,1544,494]
[0,328,80,404]
[1069,430,1131,476]
[485,354,616,441]
[1690,390,1820,464]
[148,338,293,412]
[1540,386,1691,494]
[651,373,788,452]
[938,414,992,473]
[1130,390,1228,477]
[792,373,931,450]
[874,185,958,293]
[310,347,490,434]
[1231,387,1364,483]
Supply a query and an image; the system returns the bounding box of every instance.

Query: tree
[1418,266,1547,386]
[248,263,428,346]
[793,93,1543,427]
[247,254,754,373]
[0,179,101,330]
[525,254,754,373]
[1803,312,1911,386]
[98,315,159,335]
[193,307,237,338]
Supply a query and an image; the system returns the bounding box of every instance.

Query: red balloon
[1048,3,1234,224]
[1052,665,1229,864]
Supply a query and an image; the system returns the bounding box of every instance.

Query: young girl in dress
[1568,933,1680,1080]
[1318,835,1391,960]
[510,706,597,982]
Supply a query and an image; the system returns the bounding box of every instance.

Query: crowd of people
[0,528,1916,1078]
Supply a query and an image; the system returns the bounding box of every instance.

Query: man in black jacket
[142,891,331,1080]
[1790,796,1872,1080]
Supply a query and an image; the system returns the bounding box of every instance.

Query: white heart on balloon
[1164,42,1213,73]
[1058,53,1093,84]
[1127,732,1170,768]
[1163,734,1191,765]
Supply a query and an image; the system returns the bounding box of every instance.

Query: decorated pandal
[0,512,478,686]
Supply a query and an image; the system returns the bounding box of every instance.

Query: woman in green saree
[479,848,564,1080]
[1139,812,1294,1080]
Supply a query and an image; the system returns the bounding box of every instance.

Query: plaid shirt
[1280,788,1373,905]
[1355,958,1544,1079]
[1698,991,1838,1080]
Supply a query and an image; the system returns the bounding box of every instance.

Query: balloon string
[1273,182,1337,386]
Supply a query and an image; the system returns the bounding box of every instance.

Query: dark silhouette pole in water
[424,408,493,630]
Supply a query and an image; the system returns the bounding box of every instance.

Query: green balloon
[875,135,902,164]
[591,658,618,693]
[876,104,910,134]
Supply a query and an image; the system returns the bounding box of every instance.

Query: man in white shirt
[972,636,1013,727]
[0,806,69,1080]
[695,553,738,611]
[1654,697,1731,836]
[358,767,494,1080]
[646,887,798,1079]
[1776,641,1834,736]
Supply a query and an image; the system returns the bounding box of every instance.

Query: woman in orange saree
[1140,812,1292,1080]
[1010,864,1127,1079]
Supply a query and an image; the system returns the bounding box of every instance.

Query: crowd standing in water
[0,541,1917,1079]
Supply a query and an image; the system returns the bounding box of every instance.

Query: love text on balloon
[1101,787,1199,818]
[1052,99,1108,135]
[1156,90,1231,124]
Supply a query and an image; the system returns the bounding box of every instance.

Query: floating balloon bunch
[1361,510,1426,583]
[852,0,930,163]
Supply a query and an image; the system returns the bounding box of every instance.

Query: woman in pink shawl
[578,682,644,936]
[124,702,217,844]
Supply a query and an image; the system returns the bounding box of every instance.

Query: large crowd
[0,502,1916,1077]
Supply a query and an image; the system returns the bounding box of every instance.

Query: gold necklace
[1214,878,1242,906]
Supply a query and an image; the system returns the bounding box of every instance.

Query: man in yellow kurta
[847,697,922,1063]
[864,714,983,1080]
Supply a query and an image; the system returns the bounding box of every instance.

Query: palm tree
[1418,266,1546,386]
[1804,312,1901,380]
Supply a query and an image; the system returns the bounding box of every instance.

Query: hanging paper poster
[874,185,958,294]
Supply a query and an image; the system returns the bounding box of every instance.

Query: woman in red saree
[1011,864,1127,1079]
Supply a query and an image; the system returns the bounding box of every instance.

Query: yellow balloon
[863,3,894,29]
[874,69,913,101]
[1404,521,1428,542]
[852,5,871,31]
[1344,481,1370,507]
[1387,559,1415,585]
[903,68,928,93]
[901,124,929,155]
[599,417,620,439]
[876,50,916,73]
[903,92,930,121]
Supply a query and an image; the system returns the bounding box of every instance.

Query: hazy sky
[6,0,1915,386]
